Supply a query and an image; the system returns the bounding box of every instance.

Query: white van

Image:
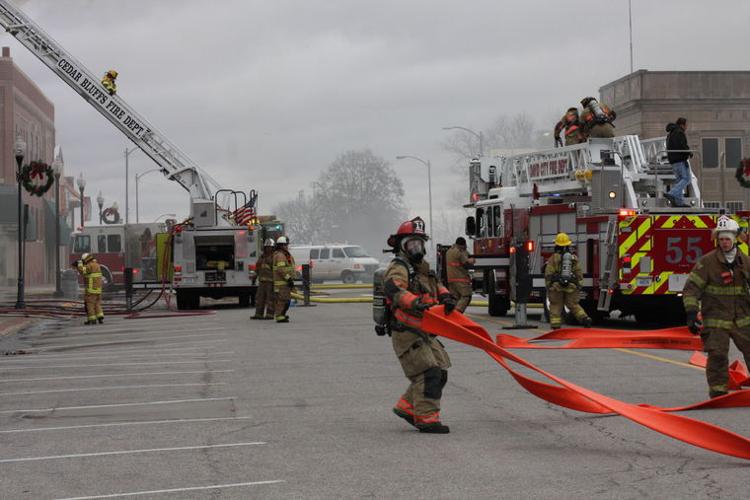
[290,244,380,283]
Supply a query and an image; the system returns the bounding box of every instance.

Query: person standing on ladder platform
[445,237,475,313]
[101,69,117,95]
[544,233,591,329]
[554,107,585,147]
[580,97,616,138]
[251,238,276,320]
[76,253,104,325]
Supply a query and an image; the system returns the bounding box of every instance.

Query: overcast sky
[4,0,750,229]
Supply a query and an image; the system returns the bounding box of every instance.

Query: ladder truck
[456,136,748,324]
[0,0,282,309]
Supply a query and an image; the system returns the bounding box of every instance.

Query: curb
[0,317,35,338]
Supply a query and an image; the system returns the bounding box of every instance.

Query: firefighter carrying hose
[683,216,750,398]
[384,217,456,434]
[554,107,585,147]
[445,237,475,313]
[272,236,296,323]
[101,69,118,95]
[544,232,591,329]
[251,238,275,320]
[76,253,104,325]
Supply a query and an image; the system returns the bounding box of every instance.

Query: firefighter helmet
[276,236,289,245]
[107,69,118,78]
[554,232,573,247]
[81,253,94,263]
[387,217,428,248]
[713,216,740,238]
[581,96,596,107]
[263,238,275,247]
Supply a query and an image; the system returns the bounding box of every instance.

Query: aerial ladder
[0,0,236,226]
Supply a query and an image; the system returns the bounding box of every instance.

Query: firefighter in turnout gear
[272,236,296,323]
[580,97,616,138]
[384,217,457,434]
[554,107,586,146]
[682,216,750,399]
[251,239,276,320]
[76,253,104,325]
[445,237,475,313]
[101,69,117,95]
[544,232,591,329]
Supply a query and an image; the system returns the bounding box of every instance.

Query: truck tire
[341,271,356,284]
[176,290,191,310]
[488,292,509,317]
[239,292,250,308]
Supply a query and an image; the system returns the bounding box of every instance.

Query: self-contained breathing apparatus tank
[585,99,610,124]
[560,251,574,286]
[373,268,390,336]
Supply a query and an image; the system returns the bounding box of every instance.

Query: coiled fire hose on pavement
[421,307,750,460]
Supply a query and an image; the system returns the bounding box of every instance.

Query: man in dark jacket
[665,117,693,207]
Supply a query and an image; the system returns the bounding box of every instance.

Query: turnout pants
[274,285,292,320]
[392,330,451,424]
[84,293,103,322]
[448,282,473,313]
[254,281,275,318]
[701,327,750,395]
[547,285,588,328]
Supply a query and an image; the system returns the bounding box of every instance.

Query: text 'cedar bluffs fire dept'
[57,58,149,137]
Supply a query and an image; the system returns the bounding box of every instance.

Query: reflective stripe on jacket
[445,245,471,284]
[256,253,274,283]
[272,249,296,287]
[79,260,103,295]
[383,254,448,333]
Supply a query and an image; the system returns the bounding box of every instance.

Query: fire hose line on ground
[311,284,372,290]
[290,292,373,304]
[421,307,750,460]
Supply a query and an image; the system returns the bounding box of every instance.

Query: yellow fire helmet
[554,232,572,246]
[107,69,118,78]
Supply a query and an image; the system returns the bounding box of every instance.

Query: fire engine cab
[459,136,747,323]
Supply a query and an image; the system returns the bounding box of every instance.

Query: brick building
[600,70,750,212]
[0,46,72,287]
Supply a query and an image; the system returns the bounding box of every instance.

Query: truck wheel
[342,271,356,284]
[190,294,201,310]
[176,290,190,310]
[488,292,509,317]
[239,292,250,308]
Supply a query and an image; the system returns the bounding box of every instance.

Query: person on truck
[251,239,276,320]
[683,216,750,399]
[445,237,475,313]
[101,69,117,95]
[580,97,616,138]
[272,236,296,323]
[384,217,457,434]
[76,253,104,325]
[554,107,585,146]
[544,232,591,329]
[664,118,693,208]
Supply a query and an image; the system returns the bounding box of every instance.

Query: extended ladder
[597,216,619,312]
[0,0,219,202]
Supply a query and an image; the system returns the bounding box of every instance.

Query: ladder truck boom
[0,0,217,203]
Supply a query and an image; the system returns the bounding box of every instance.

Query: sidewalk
[0,315,35,338]
[0,285,57,303]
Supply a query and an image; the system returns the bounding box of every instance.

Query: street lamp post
[52,157,63,298]
[395,155,433,252]
[135,168,160,223]
[124,146,144,225]
[76,173,86,229]
[96,191,104,224]
[442,125,484,157]
[14,138,26,309]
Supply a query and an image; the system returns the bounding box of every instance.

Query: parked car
[290,244,379,283]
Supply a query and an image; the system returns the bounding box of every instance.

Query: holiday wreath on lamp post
[735,158,750,188]
[18,161,54,197]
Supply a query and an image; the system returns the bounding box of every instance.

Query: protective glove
[549,282,562,293]
[286,278,295,288]
[412,298,433,313]
[438,293,457,315]
[686,310,702,335]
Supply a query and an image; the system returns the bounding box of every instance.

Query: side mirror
[465,216,476,237]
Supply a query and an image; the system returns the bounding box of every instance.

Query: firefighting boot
[97,317,104,324]
[581,317,592,328]
[275,316,289,323]
[392,398,417,428]
[417,422,451,434]
[250,315,263,320]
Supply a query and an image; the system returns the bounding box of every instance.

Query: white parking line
[29,345,228,356]
[55,480,285,499]
[36,333,226,348]
[0,351,234,364]
[0,441,266,463]
[0,382,226,396]
[39,327,225,339]
[0,416,252,434]
[0,359,231,372]
[0,396,235,414]
[0,370,234,383]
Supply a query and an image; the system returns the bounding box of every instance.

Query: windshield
[344,246,369,258]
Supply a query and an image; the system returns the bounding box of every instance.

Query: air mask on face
[403,237,426,263]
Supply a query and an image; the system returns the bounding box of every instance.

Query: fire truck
[457,136,747,324]
[0,1,285,309]
[70,223,166,288]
